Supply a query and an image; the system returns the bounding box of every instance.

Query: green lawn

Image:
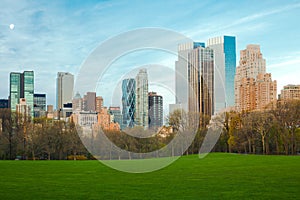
[0,153,299,199]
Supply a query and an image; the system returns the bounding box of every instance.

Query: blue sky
[1,0,300,109]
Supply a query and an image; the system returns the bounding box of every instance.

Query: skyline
[1,1,300,107]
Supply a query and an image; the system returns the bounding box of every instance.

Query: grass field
[0,153,299,199]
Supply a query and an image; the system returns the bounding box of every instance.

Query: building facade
[175,42,205,111]
[10,71,34,117]
[96,96,103,113]
[16,98,30,118]
[72,92,83,112]
[122,78,136,128]
[108,106,123,130]
[148,92,163,129]
[280,85,300,100]
[235,45,277,111]
[33,93,46,118]
[207,36,236,112]
[135,69,149,128]
[56,72,74,110]
[178,44,214,116]
[83,92,96,111]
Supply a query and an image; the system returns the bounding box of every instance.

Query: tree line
[0,100,299,160]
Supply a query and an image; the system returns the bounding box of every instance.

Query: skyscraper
[188,46,214,116]
[72,92,83,112]
[207,36,236,112]
[96,96,103,113]
[56,72,74,110]
[122,78,136,128]
[235,45,277,111]
[135,69,149,128]
[148,92,163,129]
[33,93,46,117]
[9,71,34,117]
[83,92,96,111]
[175,43,214,117]
[9,72,21,112]
[175,42,205,111]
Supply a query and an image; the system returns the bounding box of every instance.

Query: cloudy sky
[1,0,300,110]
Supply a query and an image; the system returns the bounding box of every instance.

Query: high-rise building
[256,73,277,110]
[83,92,96,111]
[56,72,74,110]
[47,105,54,119]
[280,84,300,100]
[207,36,236,112]
[33,93,46,118]
[122,78,136,128]
[72,92,83,112]
[96,96,103,113]
[16,98,30,118]
[175,42,205,111]
[235,45,277,111]
[175,43,214,116]
[9,71,34,117]
[135,69,149,128]
[235,45,266,111]
[189,46,214,116]
[148,92,163,129]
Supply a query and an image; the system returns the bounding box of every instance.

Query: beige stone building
[280,85,300,100]
[235,45,277,111]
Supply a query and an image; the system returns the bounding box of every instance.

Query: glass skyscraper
[10,72,21,112]
[148,92,163,129]
[23,71,34,117]
[207,36,236,113]
[9,71,34,117]
[135,69,149,129]
[122,78,136,128]
[34,93,46,117]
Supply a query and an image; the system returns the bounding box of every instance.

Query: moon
[9,24,15,30]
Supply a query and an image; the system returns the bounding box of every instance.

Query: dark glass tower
[148,92,163,129]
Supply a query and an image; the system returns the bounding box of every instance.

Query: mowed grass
[0,153,299,200]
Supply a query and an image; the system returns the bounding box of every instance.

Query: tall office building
[33,93,46,117]
[235,45,276,111]
[83,92,96,111]
[175,43,214,116]
[9,71,34,117]
[175,42,205,111]
[122,78,136,128]
[72,92,83,112]
[148,92,163,129]
[207,36,236,112]
[10,72,21,112]
[280,84,300,100]
[135,69,149,128]
[188,46,214,116]
[96,96,103,113]
[56,72,74,110]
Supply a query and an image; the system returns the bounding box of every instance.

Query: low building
[280,84,300,100]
